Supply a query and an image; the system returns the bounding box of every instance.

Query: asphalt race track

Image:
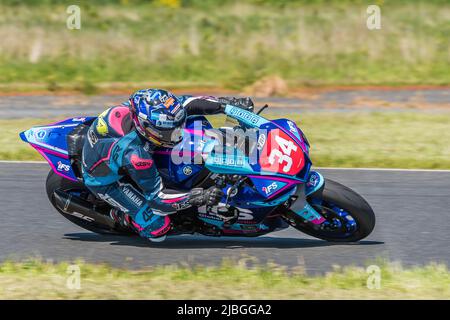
[0,162,449,274]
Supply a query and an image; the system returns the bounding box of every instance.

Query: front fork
[288,171,326,225]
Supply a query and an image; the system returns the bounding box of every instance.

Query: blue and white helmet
[129,89,186,147]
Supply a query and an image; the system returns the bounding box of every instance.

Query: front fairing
[154,109,313,205]
[203,107,312,183]
[201,108,312,203]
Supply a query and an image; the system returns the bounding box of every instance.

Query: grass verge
[5,112,450,169]
[0,259,448,299]
[0,1,449,92]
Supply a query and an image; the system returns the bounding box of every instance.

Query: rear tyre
[284,179,375,242]
[46,170,130,235]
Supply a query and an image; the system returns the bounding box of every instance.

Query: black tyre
[46,170,129,235]
[284,179,376,242]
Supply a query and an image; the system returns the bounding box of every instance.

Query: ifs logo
[57,161,70,172]
[262,182,278,195]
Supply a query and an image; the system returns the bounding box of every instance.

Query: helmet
[129,89,186,148]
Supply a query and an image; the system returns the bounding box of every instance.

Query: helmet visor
[143,121,185,147]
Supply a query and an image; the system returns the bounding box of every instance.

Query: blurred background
[0,0,448,92]
[0,0,449,167]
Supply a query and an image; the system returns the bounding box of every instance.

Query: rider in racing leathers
[81,89,254,241]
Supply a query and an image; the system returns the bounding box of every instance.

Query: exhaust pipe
[53,189,115,228]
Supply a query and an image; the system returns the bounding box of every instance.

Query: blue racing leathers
[81,95,225,239]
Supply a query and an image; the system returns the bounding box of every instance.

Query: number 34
[268,136,298,173]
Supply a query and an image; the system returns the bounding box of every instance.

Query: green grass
[0,259,448,299]
[289,112,450,169]
[0,0,448,92]
[0,118,48,161]
[5,112,450,168]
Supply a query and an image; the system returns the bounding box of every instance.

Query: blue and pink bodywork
[20,117,95,182]
[19,106,325,236]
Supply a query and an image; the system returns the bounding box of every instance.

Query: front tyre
[284,179,376,242]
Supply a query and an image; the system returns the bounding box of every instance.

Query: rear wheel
[283,179,375,242]
[46,170,131,235]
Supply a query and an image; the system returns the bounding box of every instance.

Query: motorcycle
[19,104,375,242]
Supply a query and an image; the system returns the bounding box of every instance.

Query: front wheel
[283,179,376,242]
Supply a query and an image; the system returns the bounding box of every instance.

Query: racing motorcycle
[19,104,375,242]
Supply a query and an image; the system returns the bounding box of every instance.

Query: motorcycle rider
[81,89,254,242]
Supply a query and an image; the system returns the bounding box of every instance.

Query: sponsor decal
[287,120,297,134]
[96,117,109,135]
[57,161,71,172]
[228,108,260,125]
[130,154,153,170]
[157,93,167,102]
[198,204,255,222]
[152,219,171,237]
[156,119,176,128]
[111,145,122,162]
[164,97,175,108]
[72,117,86,122]
[87,129,98,147]
[138,112,148,120]
[183,166,193,176]
[142,210,153,222]
[122,186,144,207]
[198,213,223,221]
[66,211,95,222]
[237,211,254,221]
[97,193,129,213]
[212,155,245,167]
[307,173,319,188]
[26,130,34,140]
[261,181,278,195]
[36,130,46,139]
[171,201,191,210]
[172,102,181,114]
[174,109,185,122]
[257,133,266,150]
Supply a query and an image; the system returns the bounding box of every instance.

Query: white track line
[0,160,449,173]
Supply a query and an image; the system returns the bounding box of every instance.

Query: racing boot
[130,213,172,243]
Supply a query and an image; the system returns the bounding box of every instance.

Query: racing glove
[188,186,224,207]
[218,97,254,113]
